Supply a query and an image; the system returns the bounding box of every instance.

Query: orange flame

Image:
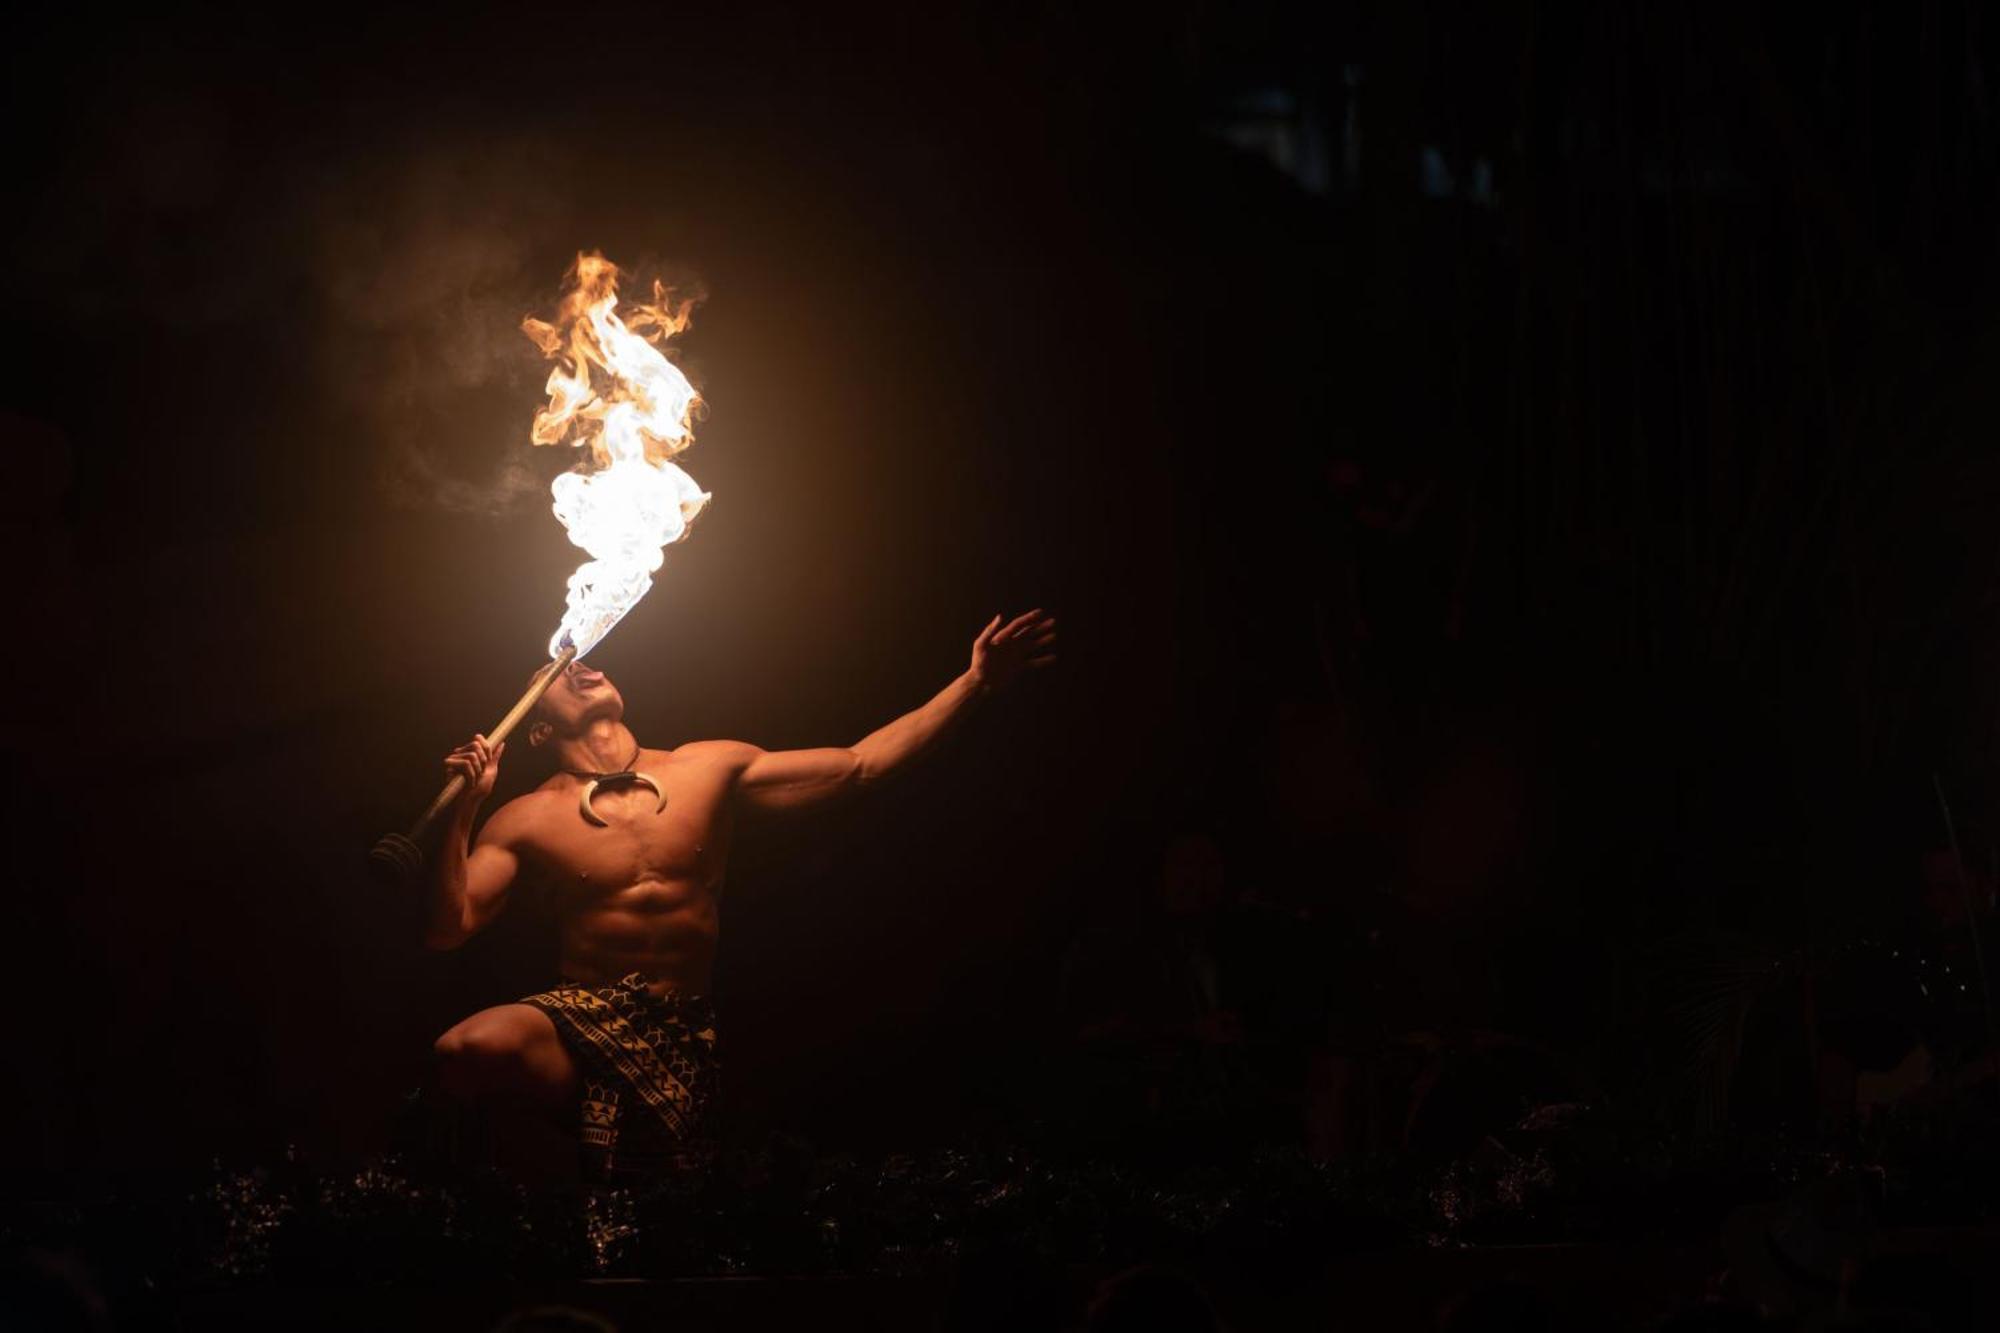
[522,252,710,657]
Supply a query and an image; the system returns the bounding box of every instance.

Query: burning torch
[371,252,710,883]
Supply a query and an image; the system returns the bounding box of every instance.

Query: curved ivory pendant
[578,772,667,827]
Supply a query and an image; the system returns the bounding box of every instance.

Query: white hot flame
[521,253,709,658]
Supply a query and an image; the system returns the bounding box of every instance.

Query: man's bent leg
[431,1004,584,1183]
[434,1004,580,1111]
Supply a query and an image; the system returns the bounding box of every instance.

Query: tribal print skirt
[520,973,719,1179]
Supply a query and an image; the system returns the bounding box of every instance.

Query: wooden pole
[369,643,578,883]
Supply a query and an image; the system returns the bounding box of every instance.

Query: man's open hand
[971,609,1057,692]
[445,732,505,812]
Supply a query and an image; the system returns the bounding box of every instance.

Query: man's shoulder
[668,739,764,769]
[481,786,566,839]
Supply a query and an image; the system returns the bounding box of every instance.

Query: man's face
[533,660,624,735]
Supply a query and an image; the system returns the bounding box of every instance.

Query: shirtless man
[424,609,1056,1174]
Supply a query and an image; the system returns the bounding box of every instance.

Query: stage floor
[154,1235,1999,1331]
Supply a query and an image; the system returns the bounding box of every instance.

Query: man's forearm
[849,669,987,781]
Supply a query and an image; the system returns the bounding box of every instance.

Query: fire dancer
[425,608,1056,1177]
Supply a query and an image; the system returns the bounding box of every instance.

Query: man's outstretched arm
[729,609,1056,813]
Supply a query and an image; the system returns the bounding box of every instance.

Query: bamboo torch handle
[369,644,578,884]
[410,644,578,834]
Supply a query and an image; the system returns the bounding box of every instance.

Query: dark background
[5,0,2000,1176]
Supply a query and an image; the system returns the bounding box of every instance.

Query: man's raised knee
[433,1023,524,1099]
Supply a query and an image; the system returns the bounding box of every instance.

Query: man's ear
[528,721,553,748]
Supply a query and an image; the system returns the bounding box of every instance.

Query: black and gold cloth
[519,973,719,1177]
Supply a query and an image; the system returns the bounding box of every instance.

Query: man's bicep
[462,828,522,926]
[738,746,865,810]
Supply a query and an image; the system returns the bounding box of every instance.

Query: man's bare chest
[518,759,733,889]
